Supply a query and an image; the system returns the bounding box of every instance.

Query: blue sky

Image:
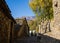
[5,0,35,18]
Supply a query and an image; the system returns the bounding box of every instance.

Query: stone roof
[0,0,16,23]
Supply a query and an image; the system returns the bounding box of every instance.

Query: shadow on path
[14,34,60,43]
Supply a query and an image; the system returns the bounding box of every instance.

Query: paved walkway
[14,34,60,43]
[14,36,41,43]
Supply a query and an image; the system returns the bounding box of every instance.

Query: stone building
[42,0,60,40]
[50,0,60,39]
[53,0,60,30]
[0,0,16,43]
[14,17,29,39]
[34,0,60,40]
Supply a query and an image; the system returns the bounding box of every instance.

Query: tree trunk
[48,20,51,32]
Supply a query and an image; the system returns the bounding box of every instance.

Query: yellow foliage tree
[29,0,53,32]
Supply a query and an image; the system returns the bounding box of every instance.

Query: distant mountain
[26,16,36,20]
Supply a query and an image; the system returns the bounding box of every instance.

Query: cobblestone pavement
[14,34,60,43]
[14,36,41,43]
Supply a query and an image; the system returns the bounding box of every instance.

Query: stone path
[14,34,60,43]
[14,36,41,43]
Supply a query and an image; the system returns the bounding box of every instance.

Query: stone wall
[53,0,60,30]
[41,0,60,40]
[38,0,60,40]
[0,10,15,43]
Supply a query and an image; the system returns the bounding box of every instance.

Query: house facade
[0,0,16,43]
[14,17,29,39]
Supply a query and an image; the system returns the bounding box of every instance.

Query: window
[54,2,58,7]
